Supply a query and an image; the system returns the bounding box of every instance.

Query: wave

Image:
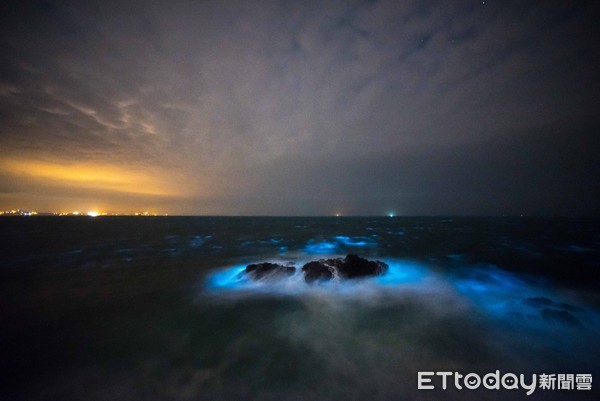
[204,257,599,333]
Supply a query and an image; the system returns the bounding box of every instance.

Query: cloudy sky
[0,0,598,215]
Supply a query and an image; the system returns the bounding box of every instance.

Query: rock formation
[302,254,388,282]
[244,262,295,280]
[242,254,388,283]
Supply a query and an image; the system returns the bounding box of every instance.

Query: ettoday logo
[418,371,593,395]
[418,371,536,395]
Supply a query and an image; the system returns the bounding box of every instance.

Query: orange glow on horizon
[1,158,183,197]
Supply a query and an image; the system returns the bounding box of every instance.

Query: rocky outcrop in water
[302,261,335,282]
[242,254,388,283]
[302,254,388,282]
[245,262,295,280]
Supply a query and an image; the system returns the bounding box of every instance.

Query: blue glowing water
[206,259,427,296]
[1,216,599,400]
[205,256,599,334]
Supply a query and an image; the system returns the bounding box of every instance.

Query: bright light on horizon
[0,158,185,197]
[87,211,99,217]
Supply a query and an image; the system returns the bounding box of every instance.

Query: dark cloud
[1,0,598,214]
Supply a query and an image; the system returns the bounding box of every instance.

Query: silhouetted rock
[302,261,334,283]
[338,254,388,278]
[244,262,295,280]
[243,255,388,283]
[301,254,388,282]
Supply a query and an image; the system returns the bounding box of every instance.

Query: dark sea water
[1,216,599,400]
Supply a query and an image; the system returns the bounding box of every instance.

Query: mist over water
[203,255,600,398]
[205,259,427,296]
[1,217,599,400]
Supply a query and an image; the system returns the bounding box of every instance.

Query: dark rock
[301,254,388,282]
[244,262,295,280]
[243,255,388,283]
[337,254,388,278]
[302,261,334,283]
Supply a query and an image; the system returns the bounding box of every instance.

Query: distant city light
[1,208,166,217]
[0,209,37,216]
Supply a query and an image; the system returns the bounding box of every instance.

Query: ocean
[1,216,599,400]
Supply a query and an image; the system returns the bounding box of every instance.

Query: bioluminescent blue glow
[204,259,599,332]
[451,265,599,331]
[375,260,426,286]
[304,235,378,254]
[334,236,377,247]
[189,235,212,248]
[304,241,339,254]
[205,259,427,296]
[453,266,541,318]
[206,264,248,291]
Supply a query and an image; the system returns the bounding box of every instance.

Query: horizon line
[1,213,598,219]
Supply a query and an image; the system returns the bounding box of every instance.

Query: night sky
[1,0,598,216]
